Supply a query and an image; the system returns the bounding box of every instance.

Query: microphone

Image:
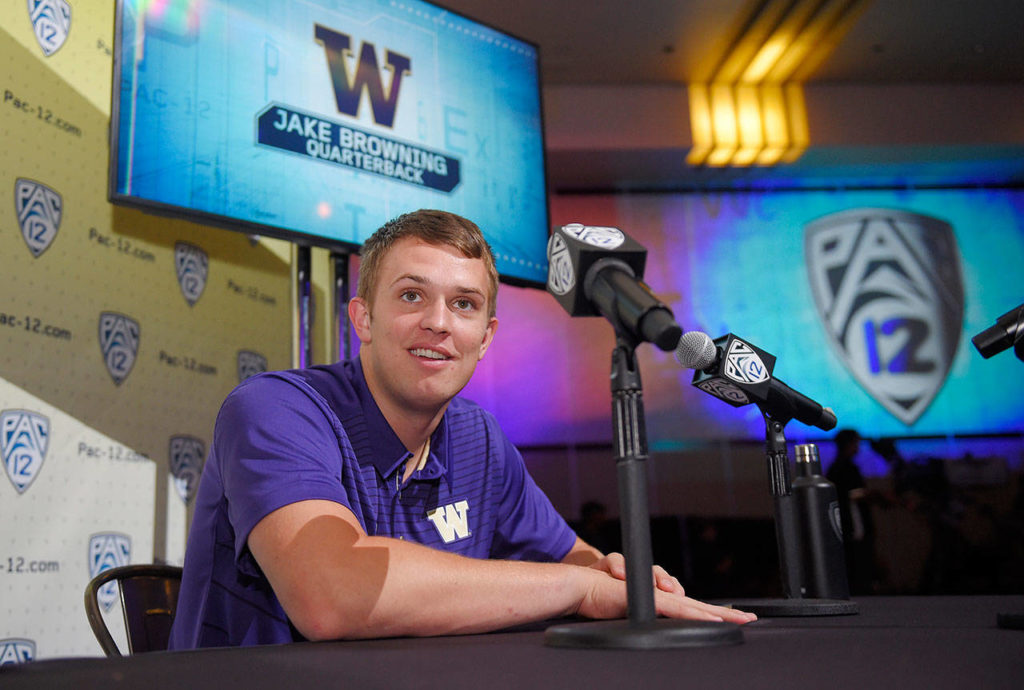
[675,330,718,369]
[675,331,838,431]
[546,224,682,351]
[972,302,1024,359]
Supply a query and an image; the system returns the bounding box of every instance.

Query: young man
[169,210,753,648]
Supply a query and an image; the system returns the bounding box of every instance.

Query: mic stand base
[544,618,743,649]
[545,335,743,649]
[712,597,858,617]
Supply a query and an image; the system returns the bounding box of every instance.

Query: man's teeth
[411,348,447,360]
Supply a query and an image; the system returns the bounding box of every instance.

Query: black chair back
[84,564,183,657]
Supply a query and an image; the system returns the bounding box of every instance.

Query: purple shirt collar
[343,356,448,482]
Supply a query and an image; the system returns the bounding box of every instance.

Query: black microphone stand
[1002,318,1024,628]
[967,303,1024,628]
[545,332,743,648]
[722,407,858,617]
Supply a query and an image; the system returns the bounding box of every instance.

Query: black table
[3,596,1022,689]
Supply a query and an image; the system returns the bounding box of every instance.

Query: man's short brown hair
[357,209,499,318]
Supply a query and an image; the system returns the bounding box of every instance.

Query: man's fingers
[588,558,753,624]
[652,566,684,594]
[590,552,627,579]
[580,567,757,624]
[655,592,757,624]
[597,558,682,592]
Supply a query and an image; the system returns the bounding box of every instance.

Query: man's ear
[477,316,498,361]
[349,297,372,344]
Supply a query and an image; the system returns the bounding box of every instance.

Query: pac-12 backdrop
[464,189,1024,451]
[2,0,292,663]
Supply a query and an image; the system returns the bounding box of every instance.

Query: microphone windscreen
[675,331,717,370]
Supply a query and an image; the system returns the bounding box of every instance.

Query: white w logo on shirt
[426,500,471,543]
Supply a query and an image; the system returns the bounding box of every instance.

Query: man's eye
[400,291,421,302]
[454,298,475,311]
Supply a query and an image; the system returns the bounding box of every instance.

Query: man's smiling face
[351,236,498,420]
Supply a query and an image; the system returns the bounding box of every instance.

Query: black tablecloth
[3,596,1023,689]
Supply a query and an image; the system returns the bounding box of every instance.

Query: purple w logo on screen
[805,208,964,426]
[315,24,412,128]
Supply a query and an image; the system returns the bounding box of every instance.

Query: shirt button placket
[392,461,404,539]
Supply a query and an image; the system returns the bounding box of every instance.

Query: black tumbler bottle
[792,443,850,600]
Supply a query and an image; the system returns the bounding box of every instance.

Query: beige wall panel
[2,1,294,661]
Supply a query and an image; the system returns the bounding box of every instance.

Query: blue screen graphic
[111,0,549,284]
[462,190,1024,447]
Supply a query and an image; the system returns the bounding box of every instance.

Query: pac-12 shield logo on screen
[14,178,61,257]
[169,435,205,504]
[174,241,209,306]
[0,638,36,665]
[1,409,49,495]
[805,208,964,425]
[237,350,268,383]
[89,533,131,612]
[99,312,140,385]
[27,0,71,56]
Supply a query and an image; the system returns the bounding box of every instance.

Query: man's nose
[420,298,451,333]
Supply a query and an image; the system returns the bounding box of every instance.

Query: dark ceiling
[432,0,1024,190]
[437,0,1024,85]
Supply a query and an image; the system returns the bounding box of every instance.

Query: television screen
[110,0,550,285]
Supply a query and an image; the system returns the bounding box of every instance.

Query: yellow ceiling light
[687,0,871,168]
[714,0,792,83]
[707,83,740,166]
[732,84,765,166]
[781,83,810,163]
[685,84,714,166]
[756,84,789,166]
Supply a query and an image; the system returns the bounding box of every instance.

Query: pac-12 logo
[28,0,71,56]
[99,312,140,385]
[1,409,49,495]
[169,435,204,504]
[89,532,131,612]
[561,224,626,249]
[697,378,749,406]
[14,178,61,257]
[237,350,268,383]
[805,208,964,425]
[0,638,36,665]
[722,339,770,385]
[315,24,411,128]
[174,241,208,306]
[546,234,574,296]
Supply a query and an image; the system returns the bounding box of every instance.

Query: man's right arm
[247,499,753,640]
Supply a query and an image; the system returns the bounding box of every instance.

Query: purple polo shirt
[169,358,577,648]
